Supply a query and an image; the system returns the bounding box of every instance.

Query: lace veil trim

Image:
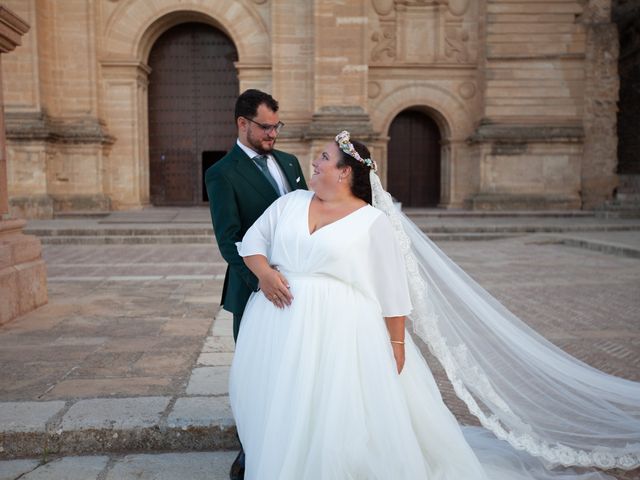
[370,170,640,471]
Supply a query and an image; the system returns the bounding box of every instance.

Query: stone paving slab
[61,397,170,431]
[197,352,234,366]
[0,402,65,433]
[0,458,40,479]
[167,397,233,428]
[105,452,235,480]
[0,451,237,480]
[18,456,109,480]
[186,367,229,396]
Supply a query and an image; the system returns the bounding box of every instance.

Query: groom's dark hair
[235,89,279,121]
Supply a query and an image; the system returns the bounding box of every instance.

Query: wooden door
[387,110,441,207]
[148,23,238,205]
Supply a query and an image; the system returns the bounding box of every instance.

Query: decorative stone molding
[466,124,585,144]
[6,112,115,146]
[394,0,447,6]
[371,0,476,65]
[304,106,376,141]
[0,6,29,53]
[104,0,271,64]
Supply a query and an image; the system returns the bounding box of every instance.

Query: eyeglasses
[243,117,284,134]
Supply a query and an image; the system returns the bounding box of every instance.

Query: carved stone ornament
[448,0,471,16]
[372,0,394,16]
[368,81,382,99]
[444,27,470,63]
[371,25,396,62]
[458,81,476,99]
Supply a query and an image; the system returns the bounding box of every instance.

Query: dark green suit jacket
[205,143,308,322]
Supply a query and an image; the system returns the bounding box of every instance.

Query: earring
[338,176,343,183]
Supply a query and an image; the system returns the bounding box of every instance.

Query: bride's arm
[243,254,293,309]
[385,315,406,374]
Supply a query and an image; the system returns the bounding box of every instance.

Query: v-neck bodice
[306,193,369,237]
[237,190,411,314]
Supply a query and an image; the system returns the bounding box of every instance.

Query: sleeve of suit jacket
[206,168,259,292]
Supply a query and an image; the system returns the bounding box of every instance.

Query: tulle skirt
[229,273,612,480]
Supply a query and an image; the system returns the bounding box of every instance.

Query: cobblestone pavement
[1,234,638,479]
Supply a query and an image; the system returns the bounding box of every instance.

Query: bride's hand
[392,343,405,374]
[258,267,293,309]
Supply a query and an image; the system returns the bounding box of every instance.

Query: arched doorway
[148,22,239,205]
[387,109,442,207]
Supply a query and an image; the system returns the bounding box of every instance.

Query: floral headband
[335,130,377,171]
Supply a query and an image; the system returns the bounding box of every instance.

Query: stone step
[53,211,111,219]
[0,397,237,460]
[25,228,213,237]
[403,209,595,218]
[37,235,216,245]
[24,223,640,245]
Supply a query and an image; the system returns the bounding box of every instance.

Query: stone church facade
[1,0,626,217]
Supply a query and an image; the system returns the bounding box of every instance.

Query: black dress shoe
[230,448,245,480]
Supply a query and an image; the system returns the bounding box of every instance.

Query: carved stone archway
[100,1,271,209]
[370,83,475,208]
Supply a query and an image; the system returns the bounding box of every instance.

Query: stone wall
[0,0,622,215]
[0,5,48,325]
[581,0,619,209]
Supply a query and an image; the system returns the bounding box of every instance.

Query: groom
[205,89,307,480]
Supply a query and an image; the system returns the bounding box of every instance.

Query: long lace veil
[370,170,640,471]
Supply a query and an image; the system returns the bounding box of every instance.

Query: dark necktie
[253,155,280,195]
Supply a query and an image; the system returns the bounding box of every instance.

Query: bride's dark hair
[336,139,373,205]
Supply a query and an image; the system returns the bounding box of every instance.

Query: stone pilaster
[307,0,374,147]
[581,0,619,209]
[0,6,47,325]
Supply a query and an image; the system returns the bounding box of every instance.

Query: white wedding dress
[230,190,616,480]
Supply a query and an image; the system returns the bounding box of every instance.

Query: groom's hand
[258,267,293,309]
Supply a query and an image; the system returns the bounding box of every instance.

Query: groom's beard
[247,130,276,155]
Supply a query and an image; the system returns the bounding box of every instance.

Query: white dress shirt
[236,139,290,196]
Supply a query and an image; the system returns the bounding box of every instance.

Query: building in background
[1,0,636,217]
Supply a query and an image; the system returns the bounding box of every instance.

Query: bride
[229,131,640,479]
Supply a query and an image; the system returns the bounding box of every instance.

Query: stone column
[581,0,619,209]
[0,6,47,325]
[101,61,150,209]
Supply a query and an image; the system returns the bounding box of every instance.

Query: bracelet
[390,340,405,345]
